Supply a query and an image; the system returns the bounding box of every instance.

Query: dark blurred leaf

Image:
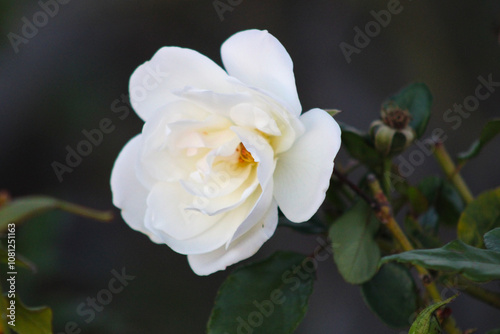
[207,251,315,334]
[417,176,464,227]
[381,239,500,282]
[417,177,441,205]
[484,228,500,253]
[405,216,441,249]
[329,201,381,284]
[361,263,418,328]
[434,181,464,226]
[458,187,500,248]
[6,296,52,334]
[385,83,433,138]
[407,186,429,215]
[409,296,456,334]
[339,123,382,171]
[0,196,113,230]
[278,216,327,235]
[419,208,439,234]
[486,330,500,334]
[458,119,500,162]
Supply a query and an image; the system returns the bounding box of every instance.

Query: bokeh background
[2,0,500,333]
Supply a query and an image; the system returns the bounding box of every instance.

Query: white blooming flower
[110,29,341,275]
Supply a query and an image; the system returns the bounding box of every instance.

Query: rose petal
[221,30,302,116]
[145,181,221,241]
[184,167,260,216]
[110,135,162,243]
[273,108,341,222]
[187,200,278,275]
[129,47,235,121]
[226,179,274,246]
[145,181,263,255]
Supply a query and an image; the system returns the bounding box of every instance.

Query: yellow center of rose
[237,143,255,163]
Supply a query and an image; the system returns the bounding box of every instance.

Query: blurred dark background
[1,0,500,333]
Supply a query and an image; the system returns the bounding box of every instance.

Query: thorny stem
[332,169,380,212]
[367,175,462,334]
[433,141,474,205]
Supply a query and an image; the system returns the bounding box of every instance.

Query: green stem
[57,202,113,222]
[382,158,393,200]
[433,141,474,204]
[367,175,462,334]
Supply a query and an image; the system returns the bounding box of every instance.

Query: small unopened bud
[369,104,415,156]
[381,104,412,130]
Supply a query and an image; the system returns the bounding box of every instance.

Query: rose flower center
[237,143,255,163]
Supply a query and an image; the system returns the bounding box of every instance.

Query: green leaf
[207,251,315,334]
[458,187,500,248]
[361,263,418,328]
[329,200,381,284]
[407,186,429,215]
[339,123,382,171]
[417,176,464,227]
[409,296,456,334]
[458,119,500,162]
[484,228,500,253]
[404,216,441,250]
[435,181,464,226]
[381,239,500,282]
[0,196,113,229]
[5,296,53,334]
[385,83,433,138]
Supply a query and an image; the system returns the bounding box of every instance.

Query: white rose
[110,29,341,275]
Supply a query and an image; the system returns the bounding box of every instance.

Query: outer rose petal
[110,135,162,243]
[221,30,302,116]
[145,181,263,255]
[129,47,234,121]
[273,108,341,223]
[187,201,278,275]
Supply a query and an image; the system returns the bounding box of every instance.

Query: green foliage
[361,263,418,328]
[486,330,500,334]
[5,296,53,334]
[408,296,456,334]
[458,119,500,162]
[485,228,500,252]
[458,187,500,248]
[381,228,500,282]
[207,252,315,334]
[417,176,464,227]
[339,123,382,171]
[0,196,113,229]
[404,216,441,249]
[385,83,433,138]
[329,201,381,284]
